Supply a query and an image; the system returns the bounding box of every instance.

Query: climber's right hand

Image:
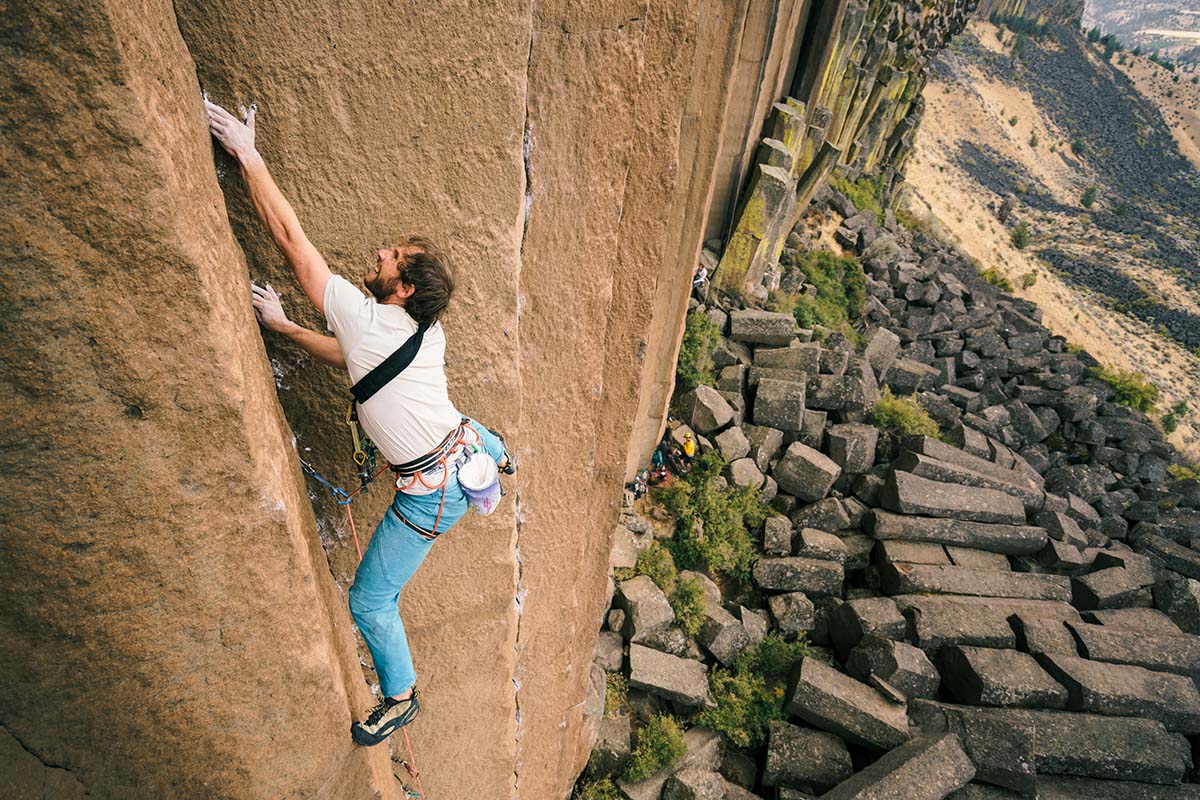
[251,282,290,332]
[206,99,258,163]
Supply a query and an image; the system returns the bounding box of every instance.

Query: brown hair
[394,235,454,327]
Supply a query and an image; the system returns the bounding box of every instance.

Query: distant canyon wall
[1,1,973,798]
[708,0,977,299]
[974,0,1086,25]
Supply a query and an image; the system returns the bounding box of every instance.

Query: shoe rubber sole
[351,696,420,746]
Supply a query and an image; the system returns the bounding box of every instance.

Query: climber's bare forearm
[238,155,333,313]
[275,322,346,369]
[205,100,332,312]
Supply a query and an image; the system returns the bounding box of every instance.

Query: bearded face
[364,270,403,301]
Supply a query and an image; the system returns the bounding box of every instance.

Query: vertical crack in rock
[512,7,536,797]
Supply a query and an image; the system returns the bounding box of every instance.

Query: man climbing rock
[205,99,515,747]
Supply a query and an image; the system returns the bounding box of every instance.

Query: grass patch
[1090,366,1159,413]
[657,452,767,583]
[830,175,885,223]
[624,715,687,783]
[574,778,621,800]
[696,633,808,748]
[670,575,706,638]
[1019,271,1038,289]
[791,250,866,345]
[676,310,720,395]
[869,388,941,452]
[605,673,628,718]
[1169,464,1200,483]
[765,289,800,313]
[979,267,1014,292]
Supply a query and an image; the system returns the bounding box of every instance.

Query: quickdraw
[346,401,380,494]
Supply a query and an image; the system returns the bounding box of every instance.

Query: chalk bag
[458,450,502,515]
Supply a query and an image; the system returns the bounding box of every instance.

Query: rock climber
[205,99,516,747]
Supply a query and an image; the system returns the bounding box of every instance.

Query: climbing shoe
[488,427,519,475]
[351,690,421,746]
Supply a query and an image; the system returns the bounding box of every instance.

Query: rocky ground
[571,186,1200,799]
[909,19,1200,460]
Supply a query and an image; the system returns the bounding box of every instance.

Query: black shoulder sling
[350,321,430,404]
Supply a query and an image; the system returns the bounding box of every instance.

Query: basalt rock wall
[706,0,977,317]
[973,0,1085,26]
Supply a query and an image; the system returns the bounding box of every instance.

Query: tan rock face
[0,1,399,798]
[1,0,720,797]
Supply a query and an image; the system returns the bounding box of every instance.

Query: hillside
[1083,0,1200,66]
[907,18,1200,460]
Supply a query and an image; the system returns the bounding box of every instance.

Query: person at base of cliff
[205,99,516,747]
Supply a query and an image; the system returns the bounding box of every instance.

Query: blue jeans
[348,419,505,697]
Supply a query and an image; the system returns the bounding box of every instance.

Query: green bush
[676,311,721,395]
[1081,186,1098,208]
[1008,115,1019,126]
[1071,138,1087,156]
[1090,366,1160,413]
[605,673,628,718]
[697,668,783,749]
[1019,271,1038,289]
[1172,401,1189,417]
[696,634,808,748]
[624,715,687,783]
[1169,464,1200,483]
[979,267,1014,292]
[670,575,706,638]
[1012,33,1027,60]
[634,541,678,594]
[657,452,767,583]
[1115,200,1130,216]
[575,778,620,800]
[830,175,884,224]
[791,250,867,345]
[1163,413,1179,434]
[735,632,809,678]
[1010,220,1031,249]
[766,289,799,313]
[869,388,941,452]
[1029,131,1039,147]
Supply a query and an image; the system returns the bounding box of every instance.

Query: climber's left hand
[206,99,257,162]
[251,282,289,332]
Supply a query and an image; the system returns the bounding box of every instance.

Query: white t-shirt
[323,275,462,465]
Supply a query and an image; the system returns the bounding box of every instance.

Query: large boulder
[728,309,797,345]
[773,442,842,502]
[680,386,736,435]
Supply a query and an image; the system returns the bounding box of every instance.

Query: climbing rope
[299,457,427,798]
